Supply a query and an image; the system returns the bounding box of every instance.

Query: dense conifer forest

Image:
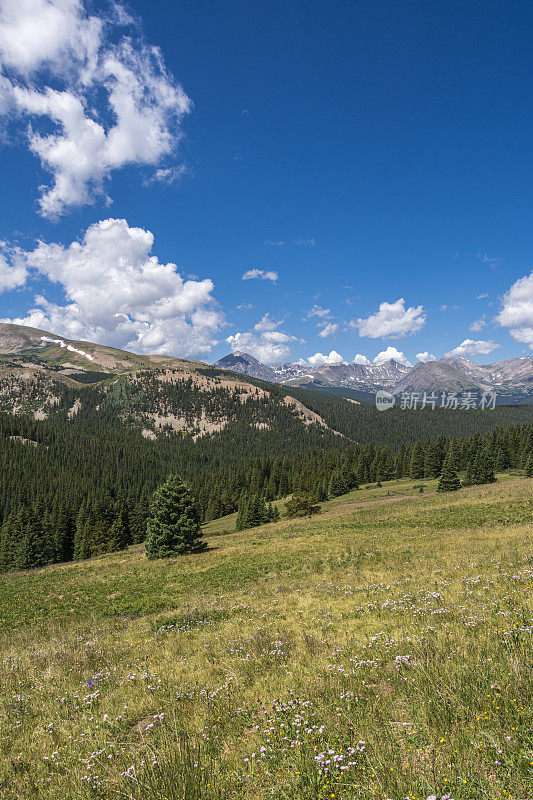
[0,388,531,572]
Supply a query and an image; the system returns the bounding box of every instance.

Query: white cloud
[307,350,346,367]
[355,298,426,339]
[373,346,412,366]
[318,322,338,338]
[0,0,102,76]
[469,317,487,332]
[306,304,330,319]
[445,339,501,358]
[226,313,297,362]
[0,245,27,291]
[295,237,316,246]
[352,353,370,365]
[254,313,282,332]
[226,329,296,363]
[0,0,190,217]
[241,268,278,283]
[145,165,187,186]
[415,351,436,362]
[1,218,224,356]
[496,271,533,349]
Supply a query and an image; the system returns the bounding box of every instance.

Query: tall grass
[0,477,531,799]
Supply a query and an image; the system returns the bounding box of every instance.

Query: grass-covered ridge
[0,477,531,800]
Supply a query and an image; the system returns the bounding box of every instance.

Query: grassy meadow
[0,476,532,800]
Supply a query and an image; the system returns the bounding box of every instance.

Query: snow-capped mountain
[215,352,533,401]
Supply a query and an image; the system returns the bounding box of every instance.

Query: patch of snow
[41,337,94,362]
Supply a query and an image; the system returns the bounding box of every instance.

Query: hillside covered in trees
[1,323,532,572]
[1,399,532,572]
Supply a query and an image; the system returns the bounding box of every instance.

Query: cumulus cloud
[318,322,338,338]
[307,350,346,367]
[352,354,370,365]
[469,317,487,332]
[496,271,533,348]
[241,268,278,283]
[416,351,436,362]
[354,298,426,339]
[0,245,27,291]
[0,218,224,356]
[254,312,282,332]
[0,0,191,217]
[445,339,501,358]
[226,329,296,363]
[373,346,412,366]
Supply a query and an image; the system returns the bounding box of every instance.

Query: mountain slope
[0,323,344,445]
[214,351,278,382]
[215,350,533,401]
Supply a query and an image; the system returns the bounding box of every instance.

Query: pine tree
[465,449,496,486]
[131,495,150,544]
[495,447,509,472]
[145,475,206,559]
[108,516,128,552]
[267,502,280,522]
[74,502,91,561]
[437,458,461,492]
[423,441,441,478]
[285,493,321,518]
[525,454,533,477]
[0,513,15,571]
[235,493,249,531]
[409,442,425,479]
[328,469,348,498]
[53,504,74,563]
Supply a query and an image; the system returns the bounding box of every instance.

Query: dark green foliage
[0,385,531,572]
[131,495,150,543]
[235,493,279,531]
[409,442,425,479]
[437,458,462,492]
[285,493,321,518]
[328,469,349,498]
[525,454,533,477]
[145,476,206,559]
[464,449,496,486]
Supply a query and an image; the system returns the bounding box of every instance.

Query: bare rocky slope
[215,350,533,401]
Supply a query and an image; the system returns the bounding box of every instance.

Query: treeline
[0,415,531,572]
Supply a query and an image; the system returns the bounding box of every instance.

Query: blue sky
[1,0,533,366]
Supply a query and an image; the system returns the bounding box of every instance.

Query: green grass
[0,477,531,800]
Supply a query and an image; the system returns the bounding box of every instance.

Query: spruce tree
[285,493,321,517]
[328,469,348,498]
[74,502,91,561]
[145,475,206,559]
[437,458,461,492]
[409,442,425,479]
[131,495,150,543]
[525,454,533,478]
[236,493,249,531]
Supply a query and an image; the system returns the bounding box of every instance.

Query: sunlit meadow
[0,477,531,800]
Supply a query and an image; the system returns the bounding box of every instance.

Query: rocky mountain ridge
[215,350,533,401]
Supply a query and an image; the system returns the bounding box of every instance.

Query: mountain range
[0,321,532,460]
[215,351,533,402]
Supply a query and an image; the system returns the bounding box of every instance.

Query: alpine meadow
[0,2,533,800]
